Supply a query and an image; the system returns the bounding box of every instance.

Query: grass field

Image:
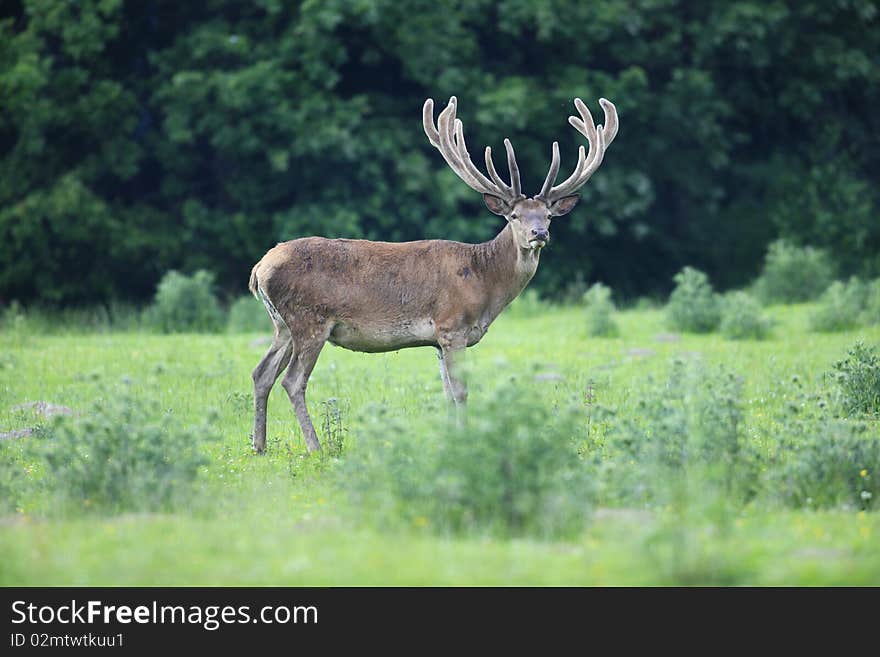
[1,303,878,585]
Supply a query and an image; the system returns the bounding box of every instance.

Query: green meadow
[1,303,878,585]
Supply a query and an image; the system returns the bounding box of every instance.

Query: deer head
[423,96,619,251]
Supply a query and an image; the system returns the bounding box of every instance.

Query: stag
[249,96,618,452]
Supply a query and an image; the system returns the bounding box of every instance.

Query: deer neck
[476,223,541,319]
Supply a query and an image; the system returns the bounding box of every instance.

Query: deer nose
[531,229,549,241]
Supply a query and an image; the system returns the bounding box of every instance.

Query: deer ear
[549,194,579,216]
[482,193,513,216]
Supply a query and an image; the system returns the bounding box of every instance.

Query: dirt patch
[654,333,681,343]
[12,401,73,419]
[594,508,654,523]
[0,428,35,441]
[626,347,656,358]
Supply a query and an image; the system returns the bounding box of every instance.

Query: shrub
[831,342,880,417]
[37,389,216,513]
[863,279,880,326]
[585,359,756,506]
[771,417,878,511]
[341,381,592,539]
[810,278,880,332]
[754,240,834,304]
[720,291,771,340]
[504,289,547,318]
[666,267,721,333]
[147,270,224,333]
[582,283,620,337]
[227,295,270,333]
[809,278,869,333]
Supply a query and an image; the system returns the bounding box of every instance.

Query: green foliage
[227,295,270,333]
[1,1,878,304]
[0,441,30,514]
[582,283,620,337]
[35,388,216,513]
[341,381,592,539]
[585,360,756,507]
[666,267,721,333]
[3,306,880,585]
[771,413,878,511]
[720,291,771,340]
[831,342,880,417]
[754,240,835,304]
[809,278,870,333]
[147,270,224,333]
[320,397,349,459]
[769,156,880,281]
[865,279,880,326]
[504,289,547,318]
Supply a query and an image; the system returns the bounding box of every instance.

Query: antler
[423,96,524,202]
[537,97,618,202]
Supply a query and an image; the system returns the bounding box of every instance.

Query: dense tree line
[1,0,877,305]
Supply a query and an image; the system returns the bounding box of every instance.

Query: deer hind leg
[281,321,333,453]
[251,295,293,453]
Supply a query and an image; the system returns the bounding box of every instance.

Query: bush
[771,417,878,511]
[147,270,224,333]
[36,389,216,513]
[582,283,620,337]
[809,278,869,333]
[863,279,880,326]
[831,342,880,417]
[585,360,755,506]
[504,289,547,318]
[666,267,721,333]
[754,240,834,304]
[227,295,270,333]
[720,292,771,340]
[341,381,592,539]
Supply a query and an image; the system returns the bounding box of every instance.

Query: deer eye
[510,213,519,220]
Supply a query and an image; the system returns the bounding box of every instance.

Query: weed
[831,341,880,417]
[320,397,349,458]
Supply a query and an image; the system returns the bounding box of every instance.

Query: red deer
[249,96,618,452]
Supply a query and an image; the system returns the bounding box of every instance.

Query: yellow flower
[860,469,868,478]
[414,516,428,528]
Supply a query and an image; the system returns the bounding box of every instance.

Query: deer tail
[248,262,261,300]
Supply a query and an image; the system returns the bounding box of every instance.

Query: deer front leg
[437,333,468,407]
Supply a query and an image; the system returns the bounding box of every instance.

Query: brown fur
[248,218,545,454]
[249,95,617,453]
[252,225,535,354]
